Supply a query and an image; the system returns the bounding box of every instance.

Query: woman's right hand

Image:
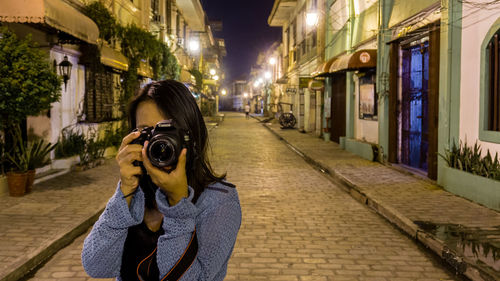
[116,131,143,198]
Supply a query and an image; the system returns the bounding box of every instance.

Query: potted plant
[53,126,85,169]
[4,127,29,197]
[25,138,57,193]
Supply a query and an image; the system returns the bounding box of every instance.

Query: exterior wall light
[58,55,73,90]
[213,75,219,81]
[210,69,216,75]
[221,89,227,95]
[269,57,277,65]
[243,93,248,98]
[306,12,319,27]
[264,71,272,80]
[189,40,200,52]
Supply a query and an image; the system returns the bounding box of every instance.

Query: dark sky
[200,0,282,84]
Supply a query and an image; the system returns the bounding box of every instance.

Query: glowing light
[210,69,216,75]
[243,92,248,98]
[306,12,319,27]
[213,75,219,81]
[269,57,276,65]
[264,71,272,80]
[353,0,360,16]
[258,78,263,84]
[221,89,227,95]
[189,40,200,52]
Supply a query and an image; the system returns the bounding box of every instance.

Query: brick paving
[0,159,119,281]
[24,112,462,280]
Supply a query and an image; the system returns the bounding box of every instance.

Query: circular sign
[359,52,371,64]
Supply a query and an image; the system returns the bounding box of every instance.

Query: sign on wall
[359,73,378,120]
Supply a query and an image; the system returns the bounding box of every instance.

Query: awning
[329,49,377,73]
[138,61,154,78]
[276,77,288,84]
[311,57,337,77]
[0,0,99,44]
[100,45,128,71]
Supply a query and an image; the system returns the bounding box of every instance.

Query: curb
[263,123,496,281]
[0,206,105,281]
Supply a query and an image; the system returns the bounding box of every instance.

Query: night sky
[200,0,282,84]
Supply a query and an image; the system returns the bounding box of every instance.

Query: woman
[82,80,241,281]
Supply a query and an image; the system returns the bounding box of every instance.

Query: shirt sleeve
[156,186,242,281]
[81,182,145,278]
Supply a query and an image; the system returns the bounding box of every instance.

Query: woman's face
[135,100,167,130]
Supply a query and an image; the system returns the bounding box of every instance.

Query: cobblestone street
[24,112,460,281]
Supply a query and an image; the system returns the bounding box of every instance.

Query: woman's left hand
[142,141,188,206]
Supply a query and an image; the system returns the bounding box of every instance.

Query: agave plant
[26,138,57,170]
[441,140,500,181]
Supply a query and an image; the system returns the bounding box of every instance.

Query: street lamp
[213,75,219,81]
[210,69,216,76]
[243,92,248,98]
[221,89,227,96]
[58,55,73,90]
[264,71,272,80]
[189,39,200,52]
[268,57,276,65]
[306,12,319,27]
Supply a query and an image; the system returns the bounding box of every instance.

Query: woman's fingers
[119,131,141,151]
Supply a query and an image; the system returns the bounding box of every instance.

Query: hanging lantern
[58,55,73,90]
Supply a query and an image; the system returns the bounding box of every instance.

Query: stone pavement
[0,159,120,281]
[253,116,500,281]
[28,112,463,280]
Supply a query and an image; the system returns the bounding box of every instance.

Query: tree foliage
[82,2,120,45]
[188,68,203,92]
[0,27,62,130]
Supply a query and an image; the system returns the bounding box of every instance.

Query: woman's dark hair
[128,80,228,204]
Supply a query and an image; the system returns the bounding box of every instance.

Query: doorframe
[387,24,440,180]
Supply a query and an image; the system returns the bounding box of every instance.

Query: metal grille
[401,42,429,171]
[84,69,114,123]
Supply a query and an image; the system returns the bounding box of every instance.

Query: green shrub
[441,140,500,181]
[55,126,86,158]
[79,127,107,166]
[0,27,61,132]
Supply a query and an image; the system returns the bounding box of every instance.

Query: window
[84,69,114,123]
[487,32,500,131]
[151,0,159,16]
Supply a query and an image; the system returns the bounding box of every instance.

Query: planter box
[0,175,7,197]
[52,155,80,170]
[442,166,500,211]
[35,163,51,174]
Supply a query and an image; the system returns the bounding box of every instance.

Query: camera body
[131,119,191,169]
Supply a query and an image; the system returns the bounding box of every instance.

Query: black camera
[130,120,191,169]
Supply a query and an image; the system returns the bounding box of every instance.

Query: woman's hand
[116,131,143,205]
[142,141,188,206]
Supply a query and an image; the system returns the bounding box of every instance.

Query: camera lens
[148,139,176,167]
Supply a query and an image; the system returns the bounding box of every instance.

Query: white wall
[459,2,500,155]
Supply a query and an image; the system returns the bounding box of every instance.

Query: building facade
[268,0,326,136]
[0,0,219,163]
[268,0,500,205]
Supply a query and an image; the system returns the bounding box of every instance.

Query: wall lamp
[58,55,73,90]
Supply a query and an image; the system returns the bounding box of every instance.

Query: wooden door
[330,73,346,143]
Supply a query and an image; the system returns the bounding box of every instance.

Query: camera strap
[160,228,198,281]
